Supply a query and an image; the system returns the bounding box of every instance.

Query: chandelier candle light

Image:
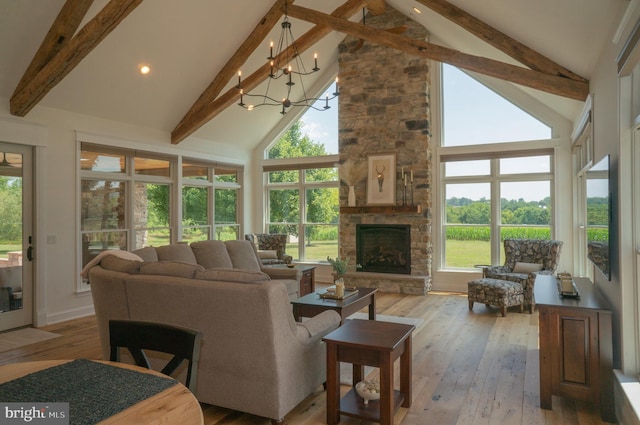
[236,7,339,115]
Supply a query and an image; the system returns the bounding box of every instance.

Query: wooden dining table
[0,359,203,425]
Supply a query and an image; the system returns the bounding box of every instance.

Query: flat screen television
[586,155,611,280]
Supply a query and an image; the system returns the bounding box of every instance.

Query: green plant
[326,256,348,277]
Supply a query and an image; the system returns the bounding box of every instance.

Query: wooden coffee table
[323,319,414,425]
[291,287,378,324]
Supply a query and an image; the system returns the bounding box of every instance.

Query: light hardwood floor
[0,291,614,425]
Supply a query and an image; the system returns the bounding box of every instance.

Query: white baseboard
[615,369,640,425]
[44,305,95,326]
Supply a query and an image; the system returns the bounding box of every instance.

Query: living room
[1,0,640,423]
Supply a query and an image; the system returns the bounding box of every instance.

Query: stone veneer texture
[338,7,432,294]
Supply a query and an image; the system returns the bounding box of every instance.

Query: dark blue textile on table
[0,358,178,425]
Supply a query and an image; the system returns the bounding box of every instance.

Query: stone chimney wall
[338,7,432,294]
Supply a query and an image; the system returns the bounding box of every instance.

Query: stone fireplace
[338,7,432,295]
[356,224,411,274]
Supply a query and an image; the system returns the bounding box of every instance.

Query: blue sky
[298,65,554,201]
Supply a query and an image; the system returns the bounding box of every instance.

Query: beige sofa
[88,240,340,424]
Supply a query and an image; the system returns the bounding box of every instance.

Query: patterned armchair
[484,239,563,313]
[245,233,293,265]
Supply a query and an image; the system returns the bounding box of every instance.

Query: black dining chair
[109,319,202,392]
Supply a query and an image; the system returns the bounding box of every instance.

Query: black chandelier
[236,8,338,115]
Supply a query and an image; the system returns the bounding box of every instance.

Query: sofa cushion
[155,244,197,264]
[131,247,158,262]
[195,268,271,283]
[139,261,204,279]
[225,240,262,272]
[190,240,234,269]
[100,255,142,274]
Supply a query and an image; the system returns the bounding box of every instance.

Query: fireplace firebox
[356,224,411,274]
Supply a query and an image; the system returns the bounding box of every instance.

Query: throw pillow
[139,261,204,279]
[225,240,262,272]
[190,240,234,269]
[257,250,278,259]
[155,244,198,265]
[513,262,543,273]
[195,268,271,283]
[131,247,158,262]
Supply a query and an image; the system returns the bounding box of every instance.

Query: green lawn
[0,244,21,259]
[446,240,493,268]
[287,240,338,262]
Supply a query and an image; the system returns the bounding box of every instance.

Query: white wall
[0,97,253,326]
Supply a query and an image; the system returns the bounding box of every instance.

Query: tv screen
[586,155,610,280]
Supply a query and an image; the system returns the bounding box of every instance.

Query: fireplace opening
[356,224,411,274]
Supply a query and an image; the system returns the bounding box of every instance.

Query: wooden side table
[271,264,316,296]
[323,319,414,425]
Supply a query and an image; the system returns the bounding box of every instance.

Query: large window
[264,104,339,262]
[79,143,242,287]
[442,154,552,269]
[178,160,241,244]
[439,64,556,272]
[265,166,339,262]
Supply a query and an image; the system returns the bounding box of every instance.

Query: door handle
[27,235,34,261]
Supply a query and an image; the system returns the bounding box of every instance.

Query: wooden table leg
[368,294,376,320]
[538,308,552,410]
[400,334,412,408]
[379,351,394,425]
[352,363,364,387]
[292,305,301,322]
[326,342,340,425]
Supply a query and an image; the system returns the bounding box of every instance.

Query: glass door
[0,142,33,331]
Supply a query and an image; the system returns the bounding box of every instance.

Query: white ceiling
[0,0,630,151]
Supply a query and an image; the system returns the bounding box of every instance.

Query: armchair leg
[468,299,474,310]
[500,306,507,317]
[529,302,535,314]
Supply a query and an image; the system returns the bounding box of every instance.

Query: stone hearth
[338,7,432,295]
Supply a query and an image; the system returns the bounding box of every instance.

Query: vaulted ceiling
[0,0,629,152]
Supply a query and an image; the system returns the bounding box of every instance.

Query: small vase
[348,185,356,206]
[335,279,345,297]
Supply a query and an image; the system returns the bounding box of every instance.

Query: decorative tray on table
[319,286,358,300]
[556,272,580,298]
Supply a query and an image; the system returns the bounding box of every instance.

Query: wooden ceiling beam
[366,0,386,15]
[286,4,589,101]
[12,0,95,99]
[172,0,289,145]
[415,0,587,83]
[171,0,367,145]
[10,0,143,117]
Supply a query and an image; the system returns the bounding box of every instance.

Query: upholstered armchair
[484,239,563,313]
[245,233,293,265]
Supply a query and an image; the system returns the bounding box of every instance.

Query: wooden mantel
[340,205,421,214]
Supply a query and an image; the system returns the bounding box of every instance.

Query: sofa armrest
[262,266,301,281]
[296,310,341,341]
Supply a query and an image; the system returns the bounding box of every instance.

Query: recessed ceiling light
[138,64,151,75]
[413,7,422,14]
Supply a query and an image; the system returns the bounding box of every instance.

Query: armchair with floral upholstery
[245,233,293,265]
[484,238,563,313]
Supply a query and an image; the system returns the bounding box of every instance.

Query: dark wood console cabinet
[535,275,615,422]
